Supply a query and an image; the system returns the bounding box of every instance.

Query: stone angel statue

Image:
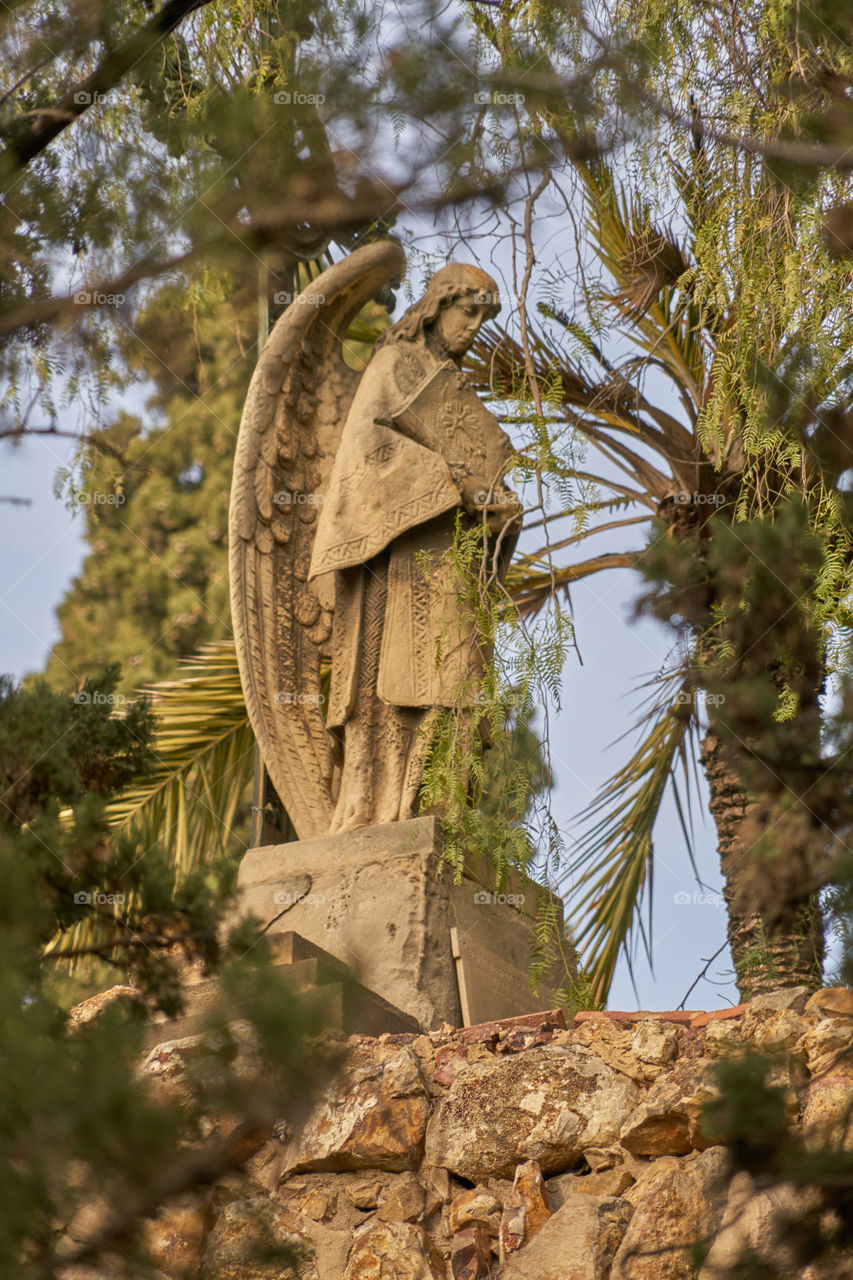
[229,242,522,839]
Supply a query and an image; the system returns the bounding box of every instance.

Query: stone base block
[235,816,576,1030]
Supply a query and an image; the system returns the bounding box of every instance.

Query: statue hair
[375,263,501,349]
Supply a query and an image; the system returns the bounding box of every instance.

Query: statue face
[431,297,489,357]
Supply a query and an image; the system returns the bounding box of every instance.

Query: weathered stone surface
[297,1188,337,1222]
[448,1186,502,1236]
[698,1172,822,1280]
[619,1078,693,1156]
[139,1028,238,1078]
[342,1221,445,1279]
[245,1139,284,1194]
[572,1168,635,1198]
[746,986,811,1016]
[345,1178,384,1211]
[201,1194,318,1280]
[143,1199,207,1279]
[631,1020,679,1068]
[582,1146,626,1172]
[63,1195,111,1250]
[701,1019,743,1057]
[60,1265,167,1280]
[799,1263,853,1280]
[283,1042,430,1173]
[433,1045,472,1088]
[376,1172,426,1222]
[802,1016,853,1079]
[419,1164,451,1216]
[611,1148,729,1280]
[138,1024,258,1112]
[498,1195,633,1279]
[499,1160,551,1260]
[451,1225,492,1279]
[570,1019,645,1082]
[575,1011,697,1027]
[620,1060,718,1156]
[737,994,810,1073]
[801,1072,853,1149]
[494,1010,566,1054]
[277,1173,443,1276]
[424,1043,638,1180]
[69,984,144,1028]
[544,1171,576,1213]
[805,986,853,1020]
[748,1008,809,1055]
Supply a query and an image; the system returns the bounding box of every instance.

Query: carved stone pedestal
[236,816,576,1030]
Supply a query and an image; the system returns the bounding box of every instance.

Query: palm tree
[463,158,835,1003]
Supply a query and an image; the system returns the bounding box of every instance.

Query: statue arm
[384,356,523,533]
[388,407,518,529]
[377,409,478,511]
[376,410,440,457]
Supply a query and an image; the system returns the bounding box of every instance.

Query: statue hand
[456,474,487,515]
[460,479,522,535]
[483,491,523,537]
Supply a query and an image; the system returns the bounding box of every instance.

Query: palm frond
[574,161,707,410]
[45,642,254,972]
[505,553,640,617]
[558,670,700,1004]
[105,641,255,876]
[519,514,653,560]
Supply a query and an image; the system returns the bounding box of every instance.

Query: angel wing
[229,241,406,840]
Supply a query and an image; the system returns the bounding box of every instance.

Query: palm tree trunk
[700,729,824,1000]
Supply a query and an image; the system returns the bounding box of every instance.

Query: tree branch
[1,0,215,178]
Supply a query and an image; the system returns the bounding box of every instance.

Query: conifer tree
[45,279,255,691]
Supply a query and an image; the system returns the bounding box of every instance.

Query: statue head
[376,263,502,357]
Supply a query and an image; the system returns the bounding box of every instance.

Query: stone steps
[143,930,420,1049]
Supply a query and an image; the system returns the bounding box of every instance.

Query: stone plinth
[235,816,575,1030]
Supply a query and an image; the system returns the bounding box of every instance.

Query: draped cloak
[308,339,514,732]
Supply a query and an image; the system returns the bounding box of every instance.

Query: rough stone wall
[72,986,853,1279]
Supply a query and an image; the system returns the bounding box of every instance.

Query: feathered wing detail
[229,242,406,839]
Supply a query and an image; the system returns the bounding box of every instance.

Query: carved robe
[308,337,514,829]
